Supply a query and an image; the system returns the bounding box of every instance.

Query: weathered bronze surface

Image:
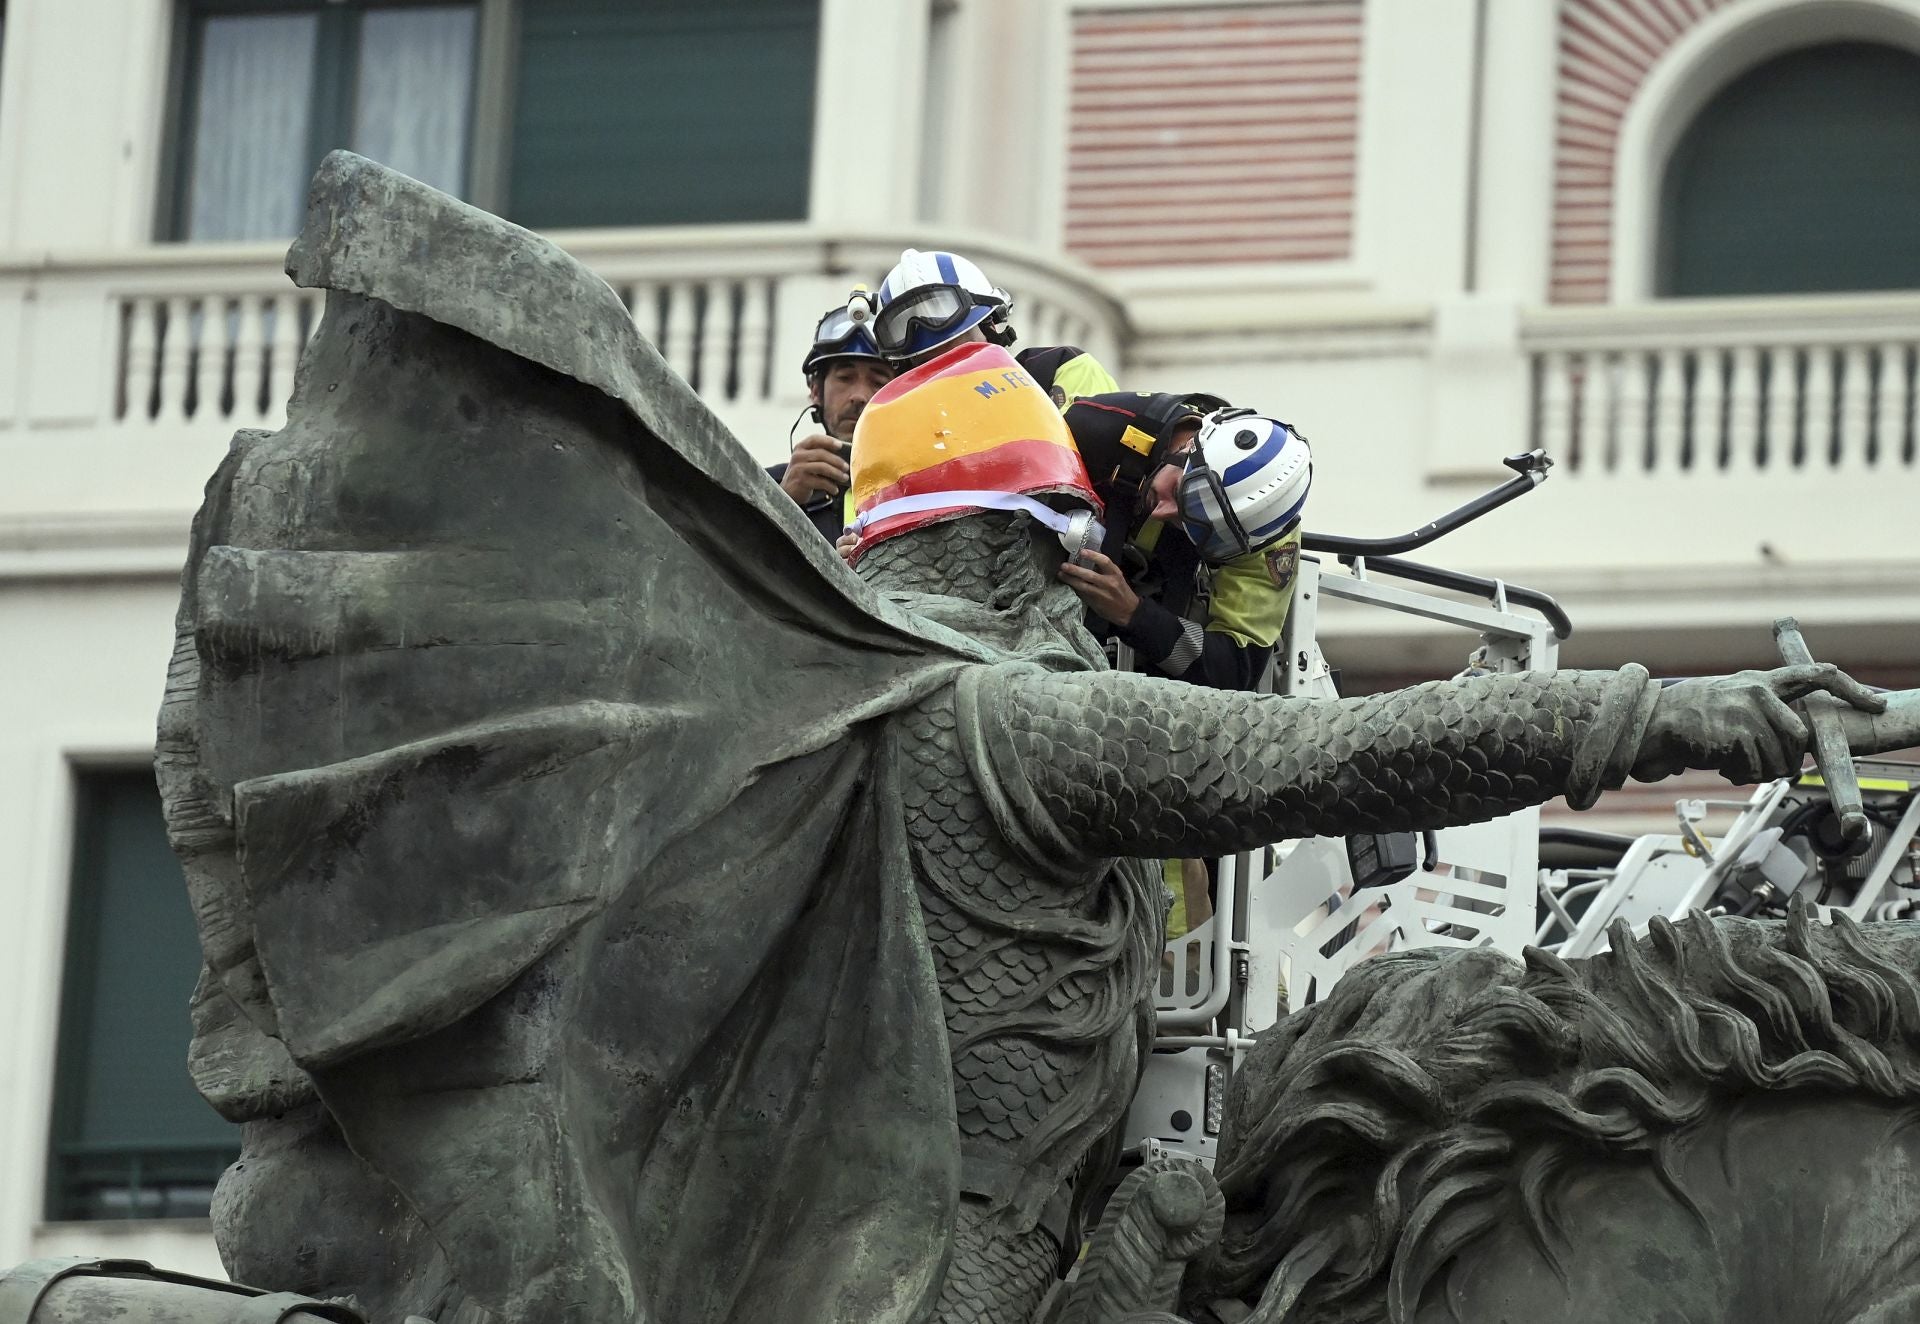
[104,154,1920,1323]
[1196,905,1920,1324]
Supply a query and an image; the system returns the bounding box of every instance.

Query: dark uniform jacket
[763,468,850,542]
[1092,520,1301,692]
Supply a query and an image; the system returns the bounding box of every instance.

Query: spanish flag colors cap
[848,342,1099,560]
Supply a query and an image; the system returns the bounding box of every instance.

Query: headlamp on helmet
[801,290,886,378]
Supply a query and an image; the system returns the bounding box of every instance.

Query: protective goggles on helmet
[1175,464,1256,563]
[870,283,1000,359]
[800,303,884,376]
[1175,408,1310,563]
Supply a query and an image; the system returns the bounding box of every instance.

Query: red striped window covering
[1066,2,1363,269]
[1550,0,1738,303]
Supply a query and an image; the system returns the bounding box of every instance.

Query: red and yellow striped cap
[848,342,1098,560]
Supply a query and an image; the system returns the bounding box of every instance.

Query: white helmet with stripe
[1175,408,1312,563]
[867,248,1014,362]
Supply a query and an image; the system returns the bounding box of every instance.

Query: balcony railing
[1526,293,1920,479]
[11,235,1919,625]
[118,287,317,431]
[4,225,1126,470]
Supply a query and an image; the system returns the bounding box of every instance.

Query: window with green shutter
[45,768,238,1222]
[163,0,821,239]
[1658,42,1920,297]
[166,0,481,241]
[504,0,820,229]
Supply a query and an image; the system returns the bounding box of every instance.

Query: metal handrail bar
[1156,853,1242,1029]
[1301,450,1550,559]
[1345,555,1574,640]
[1155,1031,1260,1051]
[1835,791,1920,921]
[1669,781,1799,916]
[1535,877,1610,945]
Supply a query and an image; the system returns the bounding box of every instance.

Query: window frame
[1653,39,1920,299]
[42,760,240,1224]
[158,0,834,241]
[157,0,499,242]
[1607,1,1920,301]
[502,0,820,231]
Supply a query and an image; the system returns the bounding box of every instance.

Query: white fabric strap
[851,489,1076,535]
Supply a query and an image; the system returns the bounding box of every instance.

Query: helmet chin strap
[984,289,1016,346]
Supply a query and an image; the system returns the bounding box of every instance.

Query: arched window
[1658,41,1920,297]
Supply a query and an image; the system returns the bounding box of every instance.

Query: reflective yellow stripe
[1798,773,1912,792]
[1163,857,1189,937]
[1050,352,1119,407]
[1205,528,1300,649]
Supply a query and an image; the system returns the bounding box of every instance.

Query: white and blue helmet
[867,248,1013,362]
[1176,409,1312,563]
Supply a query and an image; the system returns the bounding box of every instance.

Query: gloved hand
[1631,663,1887,784]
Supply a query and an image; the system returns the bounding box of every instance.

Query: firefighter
[1061,391,1311,693]
[827,249,1117,563]
[770,302,893,541]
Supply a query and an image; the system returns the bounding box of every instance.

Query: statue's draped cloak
[159,153,1019,1323]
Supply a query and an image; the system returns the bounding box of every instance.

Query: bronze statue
[106,155,1920,1323]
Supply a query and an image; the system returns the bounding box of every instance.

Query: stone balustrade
[0,224,1126,518]
[1526,292,1920,480]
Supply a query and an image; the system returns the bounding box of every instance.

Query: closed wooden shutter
[1660,42,1920,297]
[507,0,820,229]
[47,770,238,1220]
[1066,2,1363,269]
